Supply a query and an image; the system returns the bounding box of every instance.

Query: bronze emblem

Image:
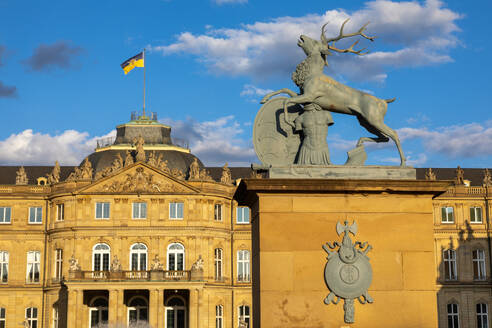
[323,220,373,323]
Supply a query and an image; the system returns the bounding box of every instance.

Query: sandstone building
[0,113,253,328]
[0,112,490,327]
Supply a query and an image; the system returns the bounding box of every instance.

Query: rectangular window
[27,251,40,283]
[26,307,38,328]
[55,249,63,281]
[132,202,147,219]
[477,303,488,328]
[473,249,486,280]
[447,303,459,328]
[214,204,223,221]
[444,249,457,281]
[29,207,43,224]
[470,207,483,224]
[0,207,11,224]
[441,206,454,224]
[0,307,5,328]
[95,202,110,219]
[56,204,64,221]
[215,248,223,281]
[169,202,184,220]
[216,305,223,328]
[237,207,250,224]
[0,251,7,283]
[237,250,250,282]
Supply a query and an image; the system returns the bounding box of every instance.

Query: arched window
[165,296,186,328]
[473,249,486,280]
[89,297,108,328]
[0,251,8,283]
[130,243,148,271]
[167,243,185,271]
[128,296,148,325]
[447,303,459,328]
[93,243,110,271]
[216,305,223,328]
[443,249,457,281]
[214,248,223,281]
[237,250,250,282]
[26,307,38,328]
[238,305,250,327]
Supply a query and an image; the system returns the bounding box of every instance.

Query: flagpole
[143,49,146,118]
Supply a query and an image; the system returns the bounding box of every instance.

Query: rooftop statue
[46,161,60,184]
[254,20,406,168]
[15,166,28,185]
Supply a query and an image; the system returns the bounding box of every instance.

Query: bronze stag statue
[260,19,406,166]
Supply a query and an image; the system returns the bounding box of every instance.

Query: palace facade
[0,112,490,328]
[0,113,253,328]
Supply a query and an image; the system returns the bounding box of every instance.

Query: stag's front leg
[260,88,298,104]
[283,94,316,127]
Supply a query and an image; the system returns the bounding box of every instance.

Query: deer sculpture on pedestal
[261,19,406,166]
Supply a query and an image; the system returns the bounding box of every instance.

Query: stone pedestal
[235,178,449,328]
[150,270,165,280]
[268,165,416,180]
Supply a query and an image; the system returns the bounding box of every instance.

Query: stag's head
[298,19,376,64]
[297,34,326,57]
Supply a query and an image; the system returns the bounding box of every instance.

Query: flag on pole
[120,51,144,75]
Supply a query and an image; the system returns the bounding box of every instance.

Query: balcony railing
[131,111,158,121]
[443,186,491,197]
[68,270,191,282]
[171,137,189,149]
[96,137,116,149]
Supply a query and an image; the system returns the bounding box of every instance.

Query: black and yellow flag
[121,52,144,75]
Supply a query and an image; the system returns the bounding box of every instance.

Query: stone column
[117,289,125,323]
[75,290,84,327]
[157,289,164,327]
[67,289,77,328]
[109,289,119,325]
[149,289,159,327]
[189,288,199,328]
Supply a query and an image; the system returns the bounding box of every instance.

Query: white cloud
[152,0,461,82]
[0,116,256,167]
[213,0,247,4]
[398,121,492,158]
[240,84,273,102]
[240,84,273,97]
[0,129,115,165]
[161,116,256,166]
[406,113,430,125]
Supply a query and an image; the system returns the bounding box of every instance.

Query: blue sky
[0,0,490,168]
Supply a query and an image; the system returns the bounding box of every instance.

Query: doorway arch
[165,295,187,328]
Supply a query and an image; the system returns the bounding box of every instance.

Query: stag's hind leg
[371,122,406,166]
[354,113,406,166]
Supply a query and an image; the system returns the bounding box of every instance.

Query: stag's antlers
[321,19,375,55]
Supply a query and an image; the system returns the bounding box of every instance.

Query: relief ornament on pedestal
[323,220,373,323]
